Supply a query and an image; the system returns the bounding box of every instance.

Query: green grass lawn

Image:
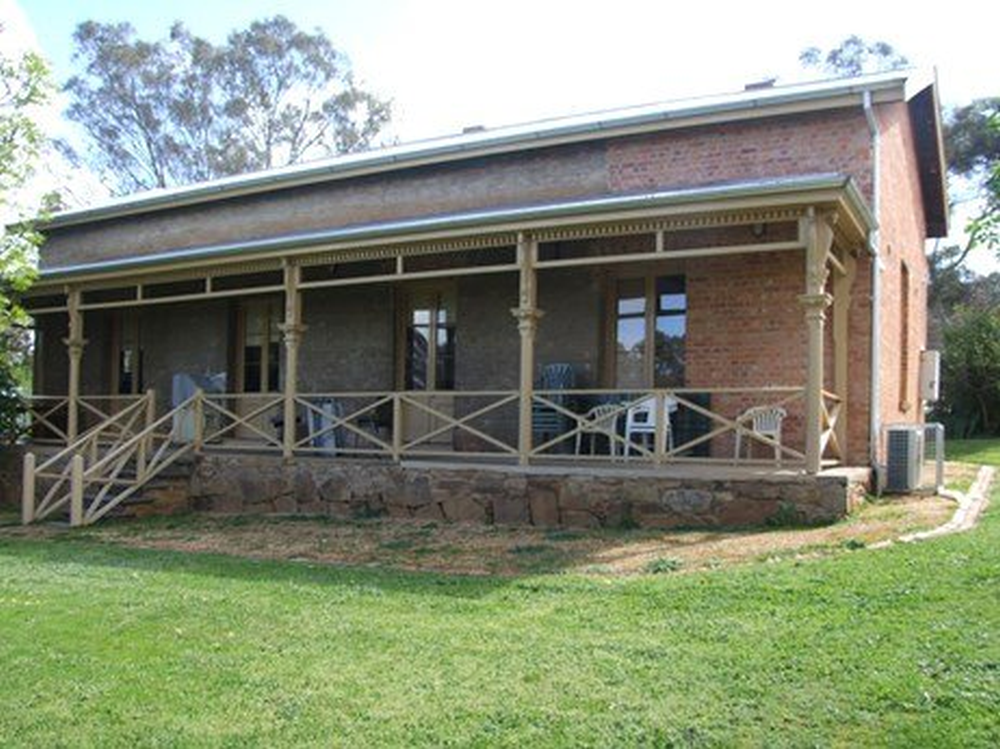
[947,437,1000,468]
[0,446,997,747]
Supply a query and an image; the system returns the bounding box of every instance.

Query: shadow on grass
[0,504,873,596]
[0,529,519,601]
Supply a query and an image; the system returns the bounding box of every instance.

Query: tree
[0,27,51,441]
[935,307,1000,437]
[63,16,391,194]
[799,35,908,77]
[945,98,1000,175]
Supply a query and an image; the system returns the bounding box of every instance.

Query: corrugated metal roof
[39,173,873,283]
[43,69,931,230]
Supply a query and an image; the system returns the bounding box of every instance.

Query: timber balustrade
[20,386,842,526]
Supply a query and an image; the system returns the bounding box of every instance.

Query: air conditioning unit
[885,425,924,493]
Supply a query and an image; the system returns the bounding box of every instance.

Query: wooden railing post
[70,454,85,527]
[21,452,36,525]
[653,392,666,464]
[392,394,403,462]
[193,390,204,453]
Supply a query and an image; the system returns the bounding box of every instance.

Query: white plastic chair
[574,403,623,456]
[734,405,786,464]
[624,396,674,458]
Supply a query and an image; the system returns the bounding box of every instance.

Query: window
[404,286,456,391]
[614,275,686,388]
[242,299,281,393]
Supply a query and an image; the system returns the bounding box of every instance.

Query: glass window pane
[406,327,430,390]
[243,346,262,392]
[118,349,133,395]
[617,278,646,316]
[657,277,686,312]
[268,342,281,392]
[616,317,646,389]
[436,326,455,390]
[654,315,685,387]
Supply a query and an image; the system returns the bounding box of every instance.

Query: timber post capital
[278,322,308,346]
[798,292,833,315]
[63,337,88,356]
[510,306,544,334]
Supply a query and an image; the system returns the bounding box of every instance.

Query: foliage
[934,306,1000,437]
[940,100,1000,269]
[946,98,1000,177]
[1,496,999,745]
[0,28,51,443]
[63,16,391,195]
[799,35,909,77]
[927,244,1000,344]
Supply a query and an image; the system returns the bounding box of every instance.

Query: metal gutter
[38,173,870,284]
[42,70,919,230]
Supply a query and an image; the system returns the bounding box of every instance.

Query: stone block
[715,497,778,527]
[493,494,529,525]
[659,488,714,515]
[291,466,319,506]
[318,474,349,503]
[411,502,445,521]
[439,495,489,524]
[559,509,601,529]
[272,491,298,514]
[527,483,561,527]
[298,500,328,517]
[403,474,434,508]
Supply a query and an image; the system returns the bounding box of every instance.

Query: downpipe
[863,90,884,484]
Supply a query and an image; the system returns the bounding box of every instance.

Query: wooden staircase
[21,392,199,526]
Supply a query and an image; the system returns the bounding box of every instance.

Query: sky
[3,0,999,270]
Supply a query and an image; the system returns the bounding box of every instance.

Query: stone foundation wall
[189,455,869,529]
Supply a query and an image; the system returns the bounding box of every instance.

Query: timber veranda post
[64,287,86,444]
[832,247,857,462]
[799,209,833,475]
[512,233,542,465]
[280,262,305,461]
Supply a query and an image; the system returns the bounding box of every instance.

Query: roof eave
[36,174,874,287]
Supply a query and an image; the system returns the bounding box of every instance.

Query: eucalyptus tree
[64,15,391,194]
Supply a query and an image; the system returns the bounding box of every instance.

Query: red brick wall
[872,102,930,460]
[608,109,874,201]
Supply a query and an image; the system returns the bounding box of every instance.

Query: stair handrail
[34,393,153,475]
[82,392,197,480]
[80,392,203,525]
[22,389,186,525]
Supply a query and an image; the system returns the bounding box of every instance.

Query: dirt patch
[2,471,963,576]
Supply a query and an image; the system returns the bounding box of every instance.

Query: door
[112,310,144,396]
[236,298,282,439]
[400,284,456,447]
